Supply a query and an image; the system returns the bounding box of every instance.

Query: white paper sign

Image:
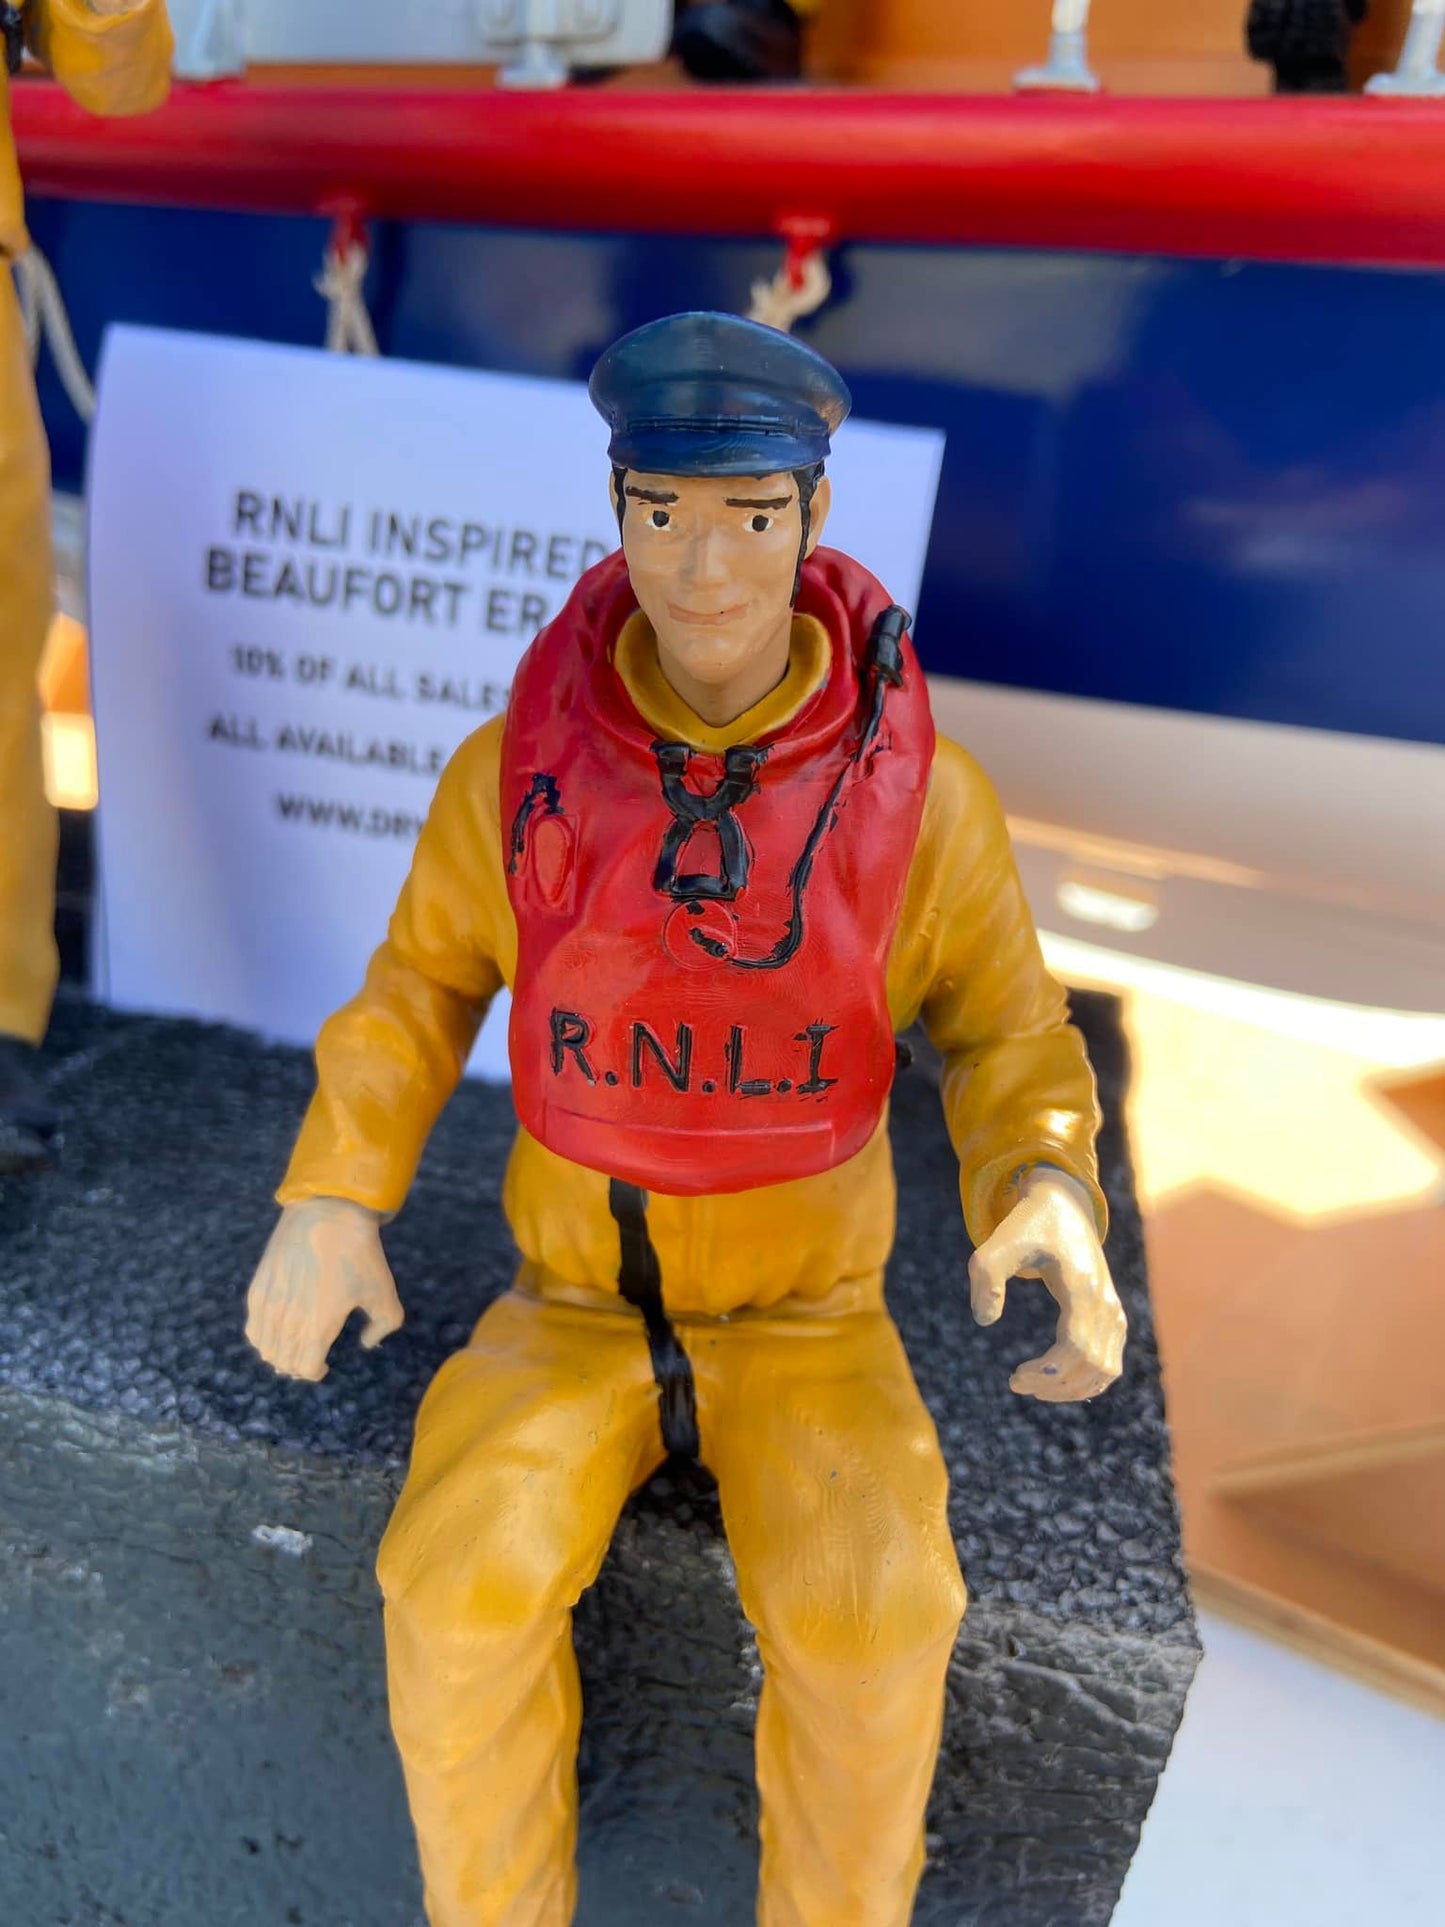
[88,327,944,1076]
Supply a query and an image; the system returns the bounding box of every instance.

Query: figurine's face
[619,468,831,697]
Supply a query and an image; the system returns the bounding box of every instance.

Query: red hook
[319,193,370,259]
[776,214,837,291]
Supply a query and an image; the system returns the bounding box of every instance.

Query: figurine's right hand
[244,1197,404,1382]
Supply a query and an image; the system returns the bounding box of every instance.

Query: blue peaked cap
[589,312,851,478]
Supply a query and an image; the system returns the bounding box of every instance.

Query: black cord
[688,604,910,973]
[609,1179,700,1461]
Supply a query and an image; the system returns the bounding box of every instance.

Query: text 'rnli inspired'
[502,545,934,1196]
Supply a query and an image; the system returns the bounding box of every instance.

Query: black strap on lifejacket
[605,607,913,1450]
[673,602,911,974]
[506,771,563,873]
[608,1178,700,1460]
[3,7,24,79]
[652,742,765,901]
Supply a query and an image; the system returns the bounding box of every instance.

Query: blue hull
[26,198,1445,751]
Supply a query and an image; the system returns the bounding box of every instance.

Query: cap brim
[609,424,829,477]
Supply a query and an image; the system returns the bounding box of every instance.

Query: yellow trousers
[0,264,58,1045]
[378,1271,967,1926]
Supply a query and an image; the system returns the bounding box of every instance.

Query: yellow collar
[614,610,832,753]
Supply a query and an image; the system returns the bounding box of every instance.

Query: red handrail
[14,77,1445,267]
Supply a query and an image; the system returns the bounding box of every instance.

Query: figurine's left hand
[968,1167,1126,1403]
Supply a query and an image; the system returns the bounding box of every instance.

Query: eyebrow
[724,494,793,509]
[626,487,679,504]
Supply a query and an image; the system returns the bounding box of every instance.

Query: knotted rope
[13,244,96,423]
[315,235,379,358]
[746,217,835,335]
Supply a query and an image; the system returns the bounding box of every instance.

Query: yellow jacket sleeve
[895,736,1107,1248]
[25,0,174,118]
[277,718,511,1215]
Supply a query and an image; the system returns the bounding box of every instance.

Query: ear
[804,474,831,557]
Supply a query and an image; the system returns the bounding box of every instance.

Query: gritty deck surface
[0,992,1197,1926]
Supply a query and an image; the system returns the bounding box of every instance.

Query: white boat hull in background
[929,677,1445,1017]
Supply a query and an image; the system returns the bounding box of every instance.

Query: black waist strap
[608,1178,700,1460]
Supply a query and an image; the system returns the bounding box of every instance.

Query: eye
[748,512,773,533]
[650,508,671,530]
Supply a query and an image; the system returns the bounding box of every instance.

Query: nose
[680,521,728,593]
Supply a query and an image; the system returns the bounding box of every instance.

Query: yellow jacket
[280,619,1105,1315]
[1,0,174,260]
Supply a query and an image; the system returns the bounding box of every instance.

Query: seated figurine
[673,0,809,80]
[245,313,1127,1926]
[1247,0,1369,94]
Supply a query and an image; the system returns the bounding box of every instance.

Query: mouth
[666,602,746,627]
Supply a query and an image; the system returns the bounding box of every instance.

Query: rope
[315,238,379,357]
[746,247,831,335]
[12,245,96,424]
[12,222,379,432]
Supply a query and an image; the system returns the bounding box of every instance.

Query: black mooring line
[608,1178,700,1461]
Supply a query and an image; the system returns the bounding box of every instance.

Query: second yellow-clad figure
[0,0,172,1154]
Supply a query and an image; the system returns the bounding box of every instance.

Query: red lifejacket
[501,545,935,1196]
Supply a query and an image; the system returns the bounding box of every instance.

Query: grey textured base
[0,994,1198,1926]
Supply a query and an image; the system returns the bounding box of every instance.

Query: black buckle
[868,605,910,689]
[653,742,765,903]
